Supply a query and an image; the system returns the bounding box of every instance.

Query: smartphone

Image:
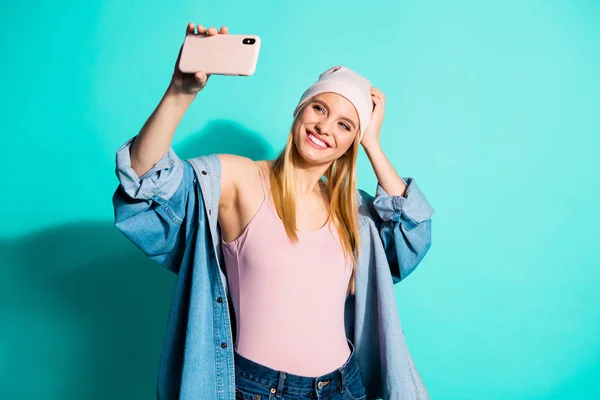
[178,34,261,76]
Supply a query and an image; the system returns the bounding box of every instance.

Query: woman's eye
[339,122,350,131]
[313,105,324,113]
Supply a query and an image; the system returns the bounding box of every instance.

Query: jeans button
[317,381,324,390]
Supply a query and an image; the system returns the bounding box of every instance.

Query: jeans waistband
[234,338,360,397]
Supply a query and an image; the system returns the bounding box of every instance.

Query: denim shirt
[112,137,435,400]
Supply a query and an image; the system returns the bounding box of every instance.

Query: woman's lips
[306,130,330,149]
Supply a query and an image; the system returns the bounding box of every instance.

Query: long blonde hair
[268,104,362,295]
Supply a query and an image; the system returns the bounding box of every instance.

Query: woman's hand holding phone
[168,23,229,97]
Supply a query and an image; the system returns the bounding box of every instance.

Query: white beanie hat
[293,65,373,141]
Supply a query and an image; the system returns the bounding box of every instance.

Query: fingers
[185,22,206,36]
[186,22,195,36]
[371,96,380,111]
[186,22,227,36]
[370,87,386,104]
[370,86,385,98]
[195,71,207,81]
[369,87,385,112]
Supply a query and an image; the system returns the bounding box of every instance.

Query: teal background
[1,0,599,398]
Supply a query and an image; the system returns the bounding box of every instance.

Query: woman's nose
[315,119,332,135]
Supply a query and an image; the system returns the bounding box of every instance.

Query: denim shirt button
[217,297,223,303]
[220,342,227,348]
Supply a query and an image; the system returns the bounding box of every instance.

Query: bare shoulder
[217,153,255,173]
[217,154,270,206]
[217,154,253,199]
[254,159,272,176]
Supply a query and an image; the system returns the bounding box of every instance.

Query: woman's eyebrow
[313,98,329,110]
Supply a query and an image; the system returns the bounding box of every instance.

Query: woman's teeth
[309,133,327,148]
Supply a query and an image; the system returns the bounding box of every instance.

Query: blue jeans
[234,339,367,400]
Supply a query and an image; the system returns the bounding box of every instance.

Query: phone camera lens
[242,38,256,45]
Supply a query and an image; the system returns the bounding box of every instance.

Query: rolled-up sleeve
[115,136,184,202]
[370,178,435,283]
[373,178,435,228]
[112,136,193,273]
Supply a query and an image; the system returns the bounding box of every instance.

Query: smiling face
[292,92,361,166]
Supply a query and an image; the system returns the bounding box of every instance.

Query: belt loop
[275,371,286,398]
[338,367,346,393]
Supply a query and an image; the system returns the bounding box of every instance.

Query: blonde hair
[268,103,362,295]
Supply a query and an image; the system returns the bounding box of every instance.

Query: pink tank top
[222,163,352,377]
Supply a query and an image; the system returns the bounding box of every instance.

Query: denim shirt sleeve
[369,177,435,283]
[111,136,192,273]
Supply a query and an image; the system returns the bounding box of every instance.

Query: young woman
[113,23,435,400]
